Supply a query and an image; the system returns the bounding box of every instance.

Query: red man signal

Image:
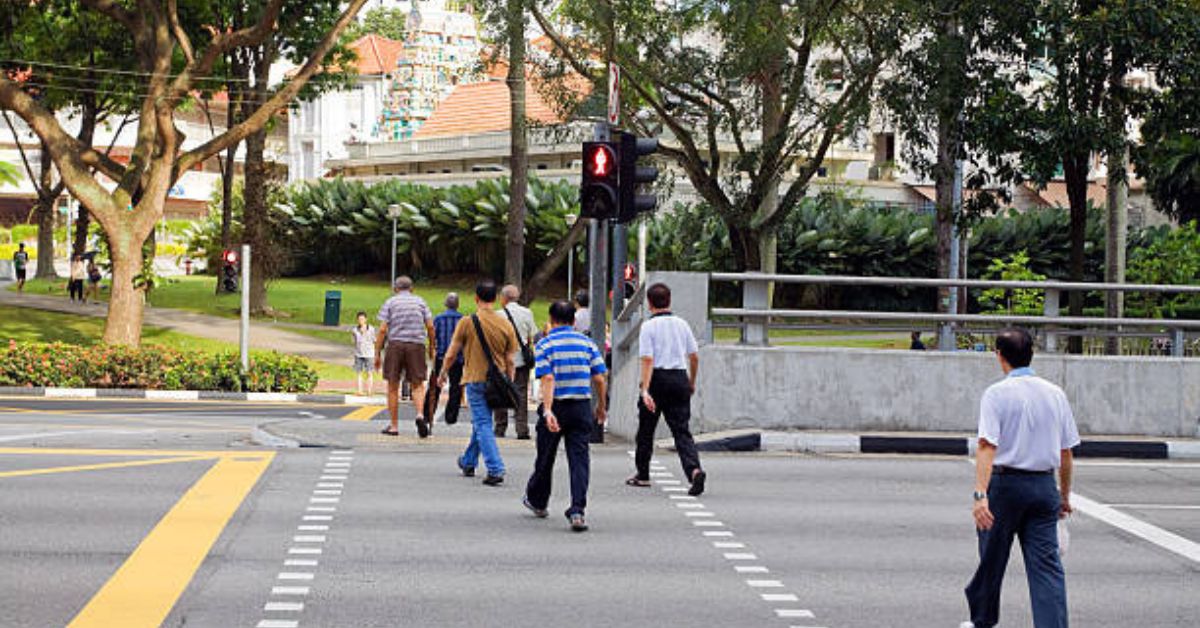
[580,141,619,219]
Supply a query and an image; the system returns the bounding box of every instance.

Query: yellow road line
[342,405,385,421]
[0,455,214,479]
[68,452,275,628]
[0,447,272,458]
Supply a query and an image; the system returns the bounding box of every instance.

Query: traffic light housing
[616,131,659,223]
[580,141,619,220]
[221,249,240,293]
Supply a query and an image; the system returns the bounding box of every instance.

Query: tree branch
[167,0,195,65]
[80,0,139,32]
[176,0,369,176]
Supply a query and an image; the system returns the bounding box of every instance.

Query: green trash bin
[323,290,342,326]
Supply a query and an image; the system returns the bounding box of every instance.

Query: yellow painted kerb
[342,405,385,421]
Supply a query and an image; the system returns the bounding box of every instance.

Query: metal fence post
[1171,328,1185,358]
[741,274,769,346]
[1043,288,1060,353]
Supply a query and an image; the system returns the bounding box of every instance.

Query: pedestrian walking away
[523,300,607,532]
[629,282,706,496]
[438,278,517,486]
[68,254,86,304]
[12,243,28,292]
[375,276,436,438]
[84,257,103,304]
[350,311,377,396]
[494,284,538,440]
[573,289,591,335]
[425,292,465,425]
[962,327,1080,628]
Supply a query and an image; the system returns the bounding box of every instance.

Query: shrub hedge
[0,342,318,393]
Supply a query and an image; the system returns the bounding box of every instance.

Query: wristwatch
[973,491,987,501]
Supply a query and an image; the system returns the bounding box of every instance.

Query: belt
[993,465,1053,476]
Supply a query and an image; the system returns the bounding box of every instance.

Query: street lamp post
[387,204,402,288]
[564,213,578,300]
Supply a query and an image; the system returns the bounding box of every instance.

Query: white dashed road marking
[257,450,354,628]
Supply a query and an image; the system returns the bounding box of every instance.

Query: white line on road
[319,475,347,481]
[662,487,687,492]
[656,480,683,485]
[669,494,697,500]
[288,548,322,555]
[1109,504,1200,511]
[693,521,725,527]
[272,587,310,596]
[775,609,816,618]
[325,462,351,468]
[1072,493,1200,564]
[676,503,706,509]
[306,506,336,512]
[277,573,314,581]
[293,535,327,543]
[298,525,329,531]
[762,593,799,602]
[736,566,770,574]
[331,450,354,455]
[303,515,333,521]
[313,490,342,496]
[747,580,784,588]
[309,497,340,504]
[723,553,758,560]
[703,531,735,537]
[684,511,715,517]
[0,429,150,442]
[714,542,746,548]
[264,602,304,612]
[285,559,318,567]
[256,620,298,628]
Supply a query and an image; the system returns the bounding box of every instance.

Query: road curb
[0,385,384,406]
[748,431,1200,460]
[250,426,302,449]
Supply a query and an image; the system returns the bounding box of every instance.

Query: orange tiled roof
[414,79,567,138]
[350,34,406,76]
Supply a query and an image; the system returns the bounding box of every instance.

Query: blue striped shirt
[535,326,607,399]
[434,309,464,364]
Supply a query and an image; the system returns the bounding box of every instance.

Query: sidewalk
[0,288,349,364]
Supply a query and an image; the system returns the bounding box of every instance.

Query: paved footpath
[0,289,347,364]
[0,398,1197,627]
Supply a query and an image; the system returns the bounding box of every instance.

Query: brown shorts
[383,342,428,384]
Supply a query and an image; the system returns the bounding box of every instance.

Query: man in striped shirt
[523,300,608,532]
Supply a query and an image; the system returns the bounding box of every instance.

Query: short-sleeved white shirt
[978,368,1081,471]
[638,313,699,370]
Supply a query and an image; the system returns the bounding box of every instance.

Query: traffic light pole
[589,122,610,444]
[240,244,251,374]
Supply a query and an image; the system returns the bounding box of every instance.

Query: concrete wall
[689,346,1200,438]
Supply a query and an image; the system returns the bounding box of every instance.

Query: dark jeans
[525,398,593,516]
[635,369,701,482]
[494,365,531,437]
[425,355,463,424]
[68,279,84,302]
[965,472,1068,628]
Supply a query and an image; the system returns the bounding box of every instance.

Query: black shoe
[568,513,588,532]
[494,430,506,438]
[445,413,458,425]
[457,459,475,477]
[688,470,707,496]
[523,497,548,518]
[416,417,430,439]
[516,434,531,441]
[482,474,505,486]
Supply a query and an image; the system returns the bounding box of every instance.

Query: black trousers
[424,355,463,424]
[525,398,593,516]
[635,369,701,482]
[68,279,84,301]
[494,365,531,437]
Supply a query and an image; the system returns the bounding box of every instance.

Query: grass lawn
[0,304,356,382]
[14,274,564,330]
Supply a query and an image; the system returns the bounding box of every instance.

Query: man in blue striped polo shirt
[523,300,608,532]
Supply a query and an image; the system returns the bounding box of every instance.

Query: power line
[0,58,261,84]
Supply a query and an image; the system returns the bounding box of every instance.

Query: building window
[301,141,316,179]
[873,132,896,163]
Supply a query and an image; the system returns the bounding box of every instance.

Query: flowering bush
[0,341,317,393]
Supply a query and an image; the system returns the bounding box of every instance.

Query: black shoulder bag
[504,307,536,366]
[471,314,520,409]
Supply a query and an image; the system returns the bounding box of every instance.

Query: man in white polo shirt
[962,328,1080,628]
[627,282,706,496]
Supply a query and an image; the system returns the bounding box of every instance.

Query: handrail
[709,273,1200,295]
[711,308,1200,330]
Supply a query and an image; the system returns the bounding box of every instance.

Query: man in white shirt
[627,282,706,496]
[963,328,1080,628]
[573,290,591,335]
[495,284,538,439]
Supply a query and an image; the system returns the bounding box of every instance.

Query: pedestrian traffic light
[580,141,619,220]
[221,249,240,293]
[616,131,659,223]
[622,262,637,299]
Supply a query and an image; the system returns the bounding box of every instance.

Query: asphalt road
[0,397,1196,628]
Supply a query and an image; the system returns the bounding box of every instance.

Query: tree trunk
[73,208,90,256]
[504,0,528,287]
[103,222,148,346]
[244,128,270,315]
[522,218,588,305]
[1063,155,1090,354]
[34,197,57,279]
[1104,61,1128,356]
[34,146,57,279]
[934,9,963,314]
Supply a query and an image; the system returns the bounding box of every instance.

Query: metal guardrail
[710,273,1200,357]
